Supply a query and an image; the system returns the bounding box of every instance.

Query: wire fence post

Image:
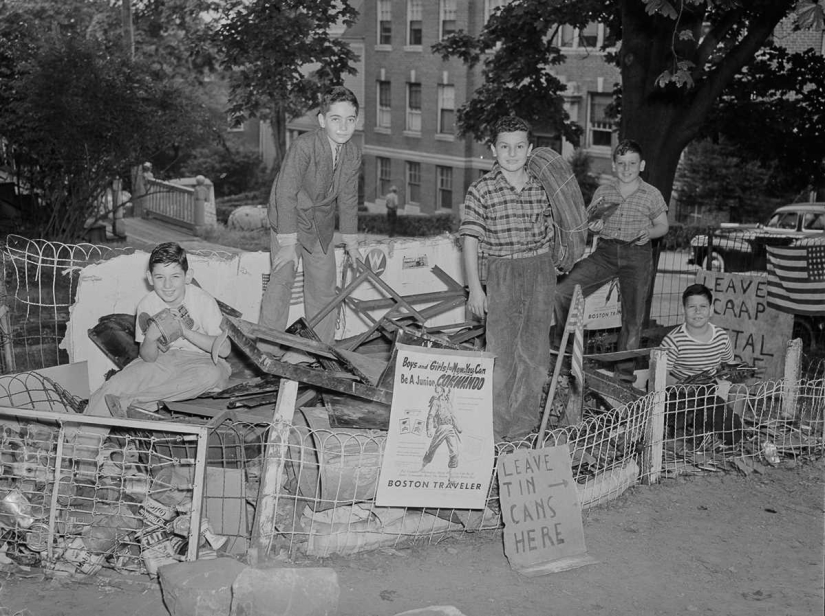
[644,348,668,484]
[782,338,803,419]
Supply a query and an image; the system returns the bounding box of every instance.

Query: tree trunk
[270,102,287,173]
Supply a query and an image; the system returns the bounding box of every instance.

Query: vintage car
[688,203,825,273]
[688,202,825,351]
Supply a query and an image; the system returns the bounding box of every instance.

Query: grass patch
[200,224,270,251]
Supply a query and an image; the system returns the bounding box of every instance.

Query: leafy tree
[435,0,824,203]
[181,144,270,198]
[569,149,600,206]
[699,45,825,196]
[674,139,783,225]
[0,35,210,240]
[206,0,359,170]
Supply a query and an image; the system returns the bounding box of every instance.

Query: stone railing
[139,175,216,231]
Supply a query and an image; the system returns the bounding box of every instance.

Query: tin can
[0,488,36,529]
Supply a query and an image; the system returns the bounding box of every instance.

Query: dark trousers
[486,252,556,442]
[554,239,652,379]
[387,209,397,237]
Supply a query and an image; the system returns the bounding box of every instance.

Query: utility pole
[122,0,134,60]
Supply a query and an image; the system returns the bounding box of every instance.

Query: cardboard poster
[499,445,597,576]
[375,344,495,509]
[697,271,793,380]
[582,279,622,330]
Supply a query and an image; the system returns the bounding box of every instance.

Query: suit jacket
[267,128,361,253]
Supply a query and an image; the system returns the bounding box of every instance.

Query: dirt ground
[1,461,822,616]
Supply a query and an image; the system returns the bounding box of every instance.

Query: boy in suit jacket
[260,86,362,346]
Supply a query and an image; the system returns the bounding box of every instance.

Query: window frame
[437,84,455,135]
[440,0,457,40]
[557,21,608,51]
[406,82,422,133]
[377,157,392,198]
[377,80,391,129]
[436,165,453,210]
[406,161,421,205]
[407,0,423,47]
[587,92,614,150]
[377,0,392,46]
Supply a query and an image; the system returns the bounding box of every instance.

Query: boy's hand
[342,234,363,263]
[345,241,363,264]
[588,219,604,234]
[272,244,300,272]
[633,229,650,245]
[467,288,488,318]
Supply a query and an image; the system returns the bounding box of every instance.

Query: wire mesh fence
[0,374,209,577]
[0,237,823,571]
[0,370,822,568]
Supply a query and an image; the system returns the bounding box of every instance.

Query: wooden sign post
[498,445,597,576]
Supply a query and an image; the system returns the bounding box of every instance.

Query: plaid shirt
[592,179,667,244]
[459,165,553,257]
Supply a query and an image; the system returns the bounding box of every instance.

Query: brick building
[268,1,618,216]
[353,0,619,214]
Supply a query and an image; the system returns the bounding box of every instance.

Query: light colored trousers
[259,234,338,344]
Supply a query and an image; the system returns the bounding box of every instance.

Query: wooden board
[322,392,390,430]
[498,446,597,576]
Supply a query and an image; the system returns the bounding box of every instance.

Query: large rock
[159,557,248,616]
[230,566,339,616]
[227,206,268,231]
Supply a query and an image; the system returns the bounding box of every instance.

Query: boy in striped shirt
[661,283,734,385]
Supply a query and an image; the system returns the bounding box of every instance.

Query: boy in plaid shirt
[459,116,556,443]
[554,139,669,383]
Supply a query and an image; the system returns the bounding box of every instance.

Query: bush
[215,192,266,224]
[181,145,271,198]
[659,224,705,251]
[357,212,458,236]
[569,149,599,206]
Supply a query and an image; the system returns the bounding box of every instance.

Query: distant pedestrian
[385,185,399,237]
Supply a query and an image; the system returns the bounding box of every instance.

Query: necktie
[333,143,342,170]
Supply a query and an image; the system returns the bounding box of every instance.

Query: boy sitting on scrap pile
[661,283,753,447]
[69,242,231,471]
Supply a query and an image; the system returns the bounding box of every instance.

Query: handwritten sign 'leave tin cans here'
[498,446,597,576]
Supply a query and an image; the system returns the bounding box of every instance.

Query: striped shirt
[661,323,734,381]
[459,165,553,257]
[591,179,667,244]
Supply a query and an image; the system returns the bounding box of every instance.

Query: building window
[406,161,421,204]
[579,22,599,47]
[588,93,614,148]
[406,82,422,132]
[377,81,391,128]
[485,0,508,23]
[437,166,453,210]
[558,22,606,49]
[437,85,455,135]
[378,157,392,198]
[535,134,562,152]
[407,0,423,46]
[440,0,457,40]
[378,0,392,45]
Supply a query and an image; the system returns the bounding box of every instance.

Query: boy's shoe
[104,394,127,418]
[448,454,459,469]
